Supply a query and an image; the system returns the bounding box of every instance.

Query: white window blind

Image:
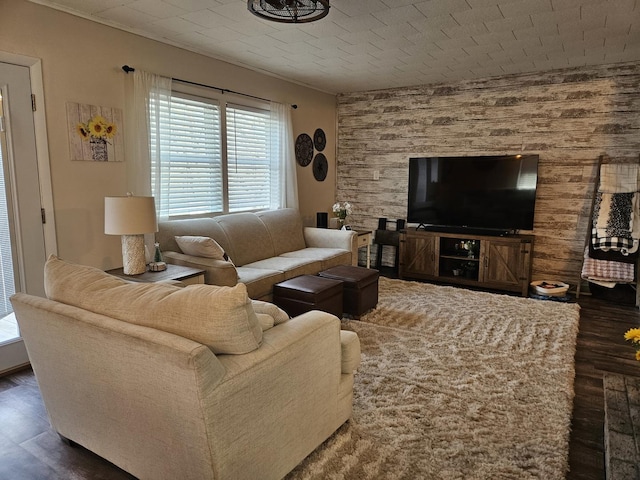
[150,93,223,217]
[0,121,15,318]
[226,104,278,212]
[149,89,281,218]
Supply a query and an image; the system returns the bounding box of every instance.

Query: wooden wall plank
[337,62,640,285]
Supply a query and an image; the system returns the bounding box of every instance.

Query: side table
[356,230,372,268]
[106,264,205,285]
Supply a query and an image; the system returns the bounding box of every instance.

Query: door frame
[0,52,56,374]
[0,52,56,257]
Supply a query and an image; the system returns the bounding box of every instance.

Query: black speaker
[397,219,406,231]
[316,212,328,228]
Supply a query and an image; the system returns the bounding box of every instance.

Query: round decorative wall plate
[313,153,328,181]
[295,133,313,166]
[313,128,326,152]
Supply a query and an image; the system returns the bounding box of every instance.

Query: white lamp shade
[104,196,158,235]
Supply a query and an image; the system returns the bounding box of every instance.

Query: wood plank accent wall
[337,62,640,286]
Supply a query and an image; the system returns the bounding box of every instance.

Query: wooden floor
[0,293,638,479]
[568,294,640,479]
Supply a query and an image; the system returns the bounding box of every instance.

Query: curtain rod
[121,65,297,109]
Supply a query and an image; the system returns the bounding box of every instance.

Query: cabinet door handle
[484,257,489,268]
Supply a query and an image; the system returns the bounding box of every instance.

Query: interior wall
[0,0,337,269]
[337,63,640,284]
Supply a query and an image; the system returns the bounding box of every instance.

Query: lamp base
[121,234,146,275]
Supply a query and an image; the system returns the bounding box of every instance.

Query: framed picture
[66,102,123,162]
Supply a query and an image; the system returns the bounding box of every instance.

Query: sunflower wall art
[66,102,123,162]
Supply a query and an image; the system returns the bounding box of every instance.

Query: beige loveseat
[12,256,360,480]
[156,208,358,299]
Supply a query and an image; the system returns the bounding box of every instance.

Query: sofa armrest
[214,311,342,381]
[304,227,357,251]
[204,310,356,479]
[163,251,238,287]
[340,330,361,373]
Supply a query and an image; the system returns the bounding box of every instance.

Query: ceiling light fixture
[247,0,329,24]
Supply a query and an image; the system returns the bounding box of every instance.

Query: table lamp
[105,194,158,275]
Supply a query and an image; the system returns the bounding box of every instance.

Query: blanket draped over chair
[582,163,639,287]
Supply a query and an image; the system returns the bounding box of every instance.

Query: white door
[0,61,49,373]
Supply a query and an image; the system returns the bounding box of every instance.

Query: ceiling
[30,0,640,94]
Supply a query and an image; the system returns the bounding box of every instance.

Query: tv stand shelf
[399,229,534,296]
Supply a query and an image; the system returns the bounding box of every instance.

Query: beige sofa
[12,256,360,480]
[156,208,358,299]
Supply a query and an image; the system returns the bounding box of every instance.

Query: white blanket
[599,163,639,193]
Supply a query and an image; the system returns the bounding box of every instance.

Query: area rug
[286,277,581,480]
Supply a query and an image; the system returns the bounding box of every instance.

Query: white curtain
[126,75,296,215]
[270,101,298,209]
[126,69,172,219]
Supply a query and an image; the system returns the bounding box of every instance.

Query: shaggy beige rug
[287,277,581,480]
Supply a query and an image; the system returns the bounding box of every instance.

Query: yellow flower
[635,350,640,361]
[624,328,640,342]
[88,116,107,138]
[75,123,89,140]
[103,122,117,139]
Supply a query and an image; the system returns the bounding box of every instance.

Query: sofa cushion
[44,255,262,354]
[243,256,322,280]
[280,248,352,270]
[175,235,230,261]
[157,218,232,257]
[236,267,286,300]
[215,213,275,266]
[256,208,306,256]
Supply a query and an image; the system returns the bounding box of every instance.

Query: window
[150,92,223,218]
[150,89,280,218]
[227,104,276,212]
[0,113,15,318]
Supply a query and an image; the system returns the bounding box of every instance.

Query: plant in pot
[332,201,352,229]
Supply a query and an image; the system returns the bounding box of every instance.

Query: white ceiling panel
[181,9,231,28]
[130,0,186,18]
[27,0,640,93]
[98,6,158,27]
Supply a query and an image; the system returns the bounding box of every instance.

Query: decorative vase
[90,137,108,161]
[337,218,345,229]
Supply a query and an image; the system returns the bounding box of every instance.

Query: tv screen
[407,155,538,233]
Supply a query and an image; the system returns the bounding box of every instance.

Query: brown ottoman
[318,265,379,319]
[273,275,344,318]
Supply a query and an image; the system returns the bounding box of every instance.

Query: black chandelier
[247,0,330,24]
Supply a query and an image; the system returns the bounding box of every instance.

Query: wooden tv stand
[399,228,534,296]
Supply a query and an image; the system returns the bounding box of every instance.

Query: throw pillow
[255,313,275,331]
[44,255,262,354]
[175,235,231,262]
[251,300,290,325]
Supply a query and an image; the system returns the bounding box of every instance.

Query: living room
[1,0,640,478]
[1,0,638,282]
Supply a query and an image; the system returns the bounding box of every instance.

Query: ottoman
[273,275,344,318]
[318,265,379,319]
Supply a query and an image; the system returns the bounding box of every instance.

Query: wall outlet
[373,170,380,180]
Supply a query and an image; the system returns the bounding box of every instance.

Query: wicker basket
[530,280,569,297]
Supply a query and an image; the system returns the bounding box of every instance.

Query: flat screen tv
[407,155,539,234]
